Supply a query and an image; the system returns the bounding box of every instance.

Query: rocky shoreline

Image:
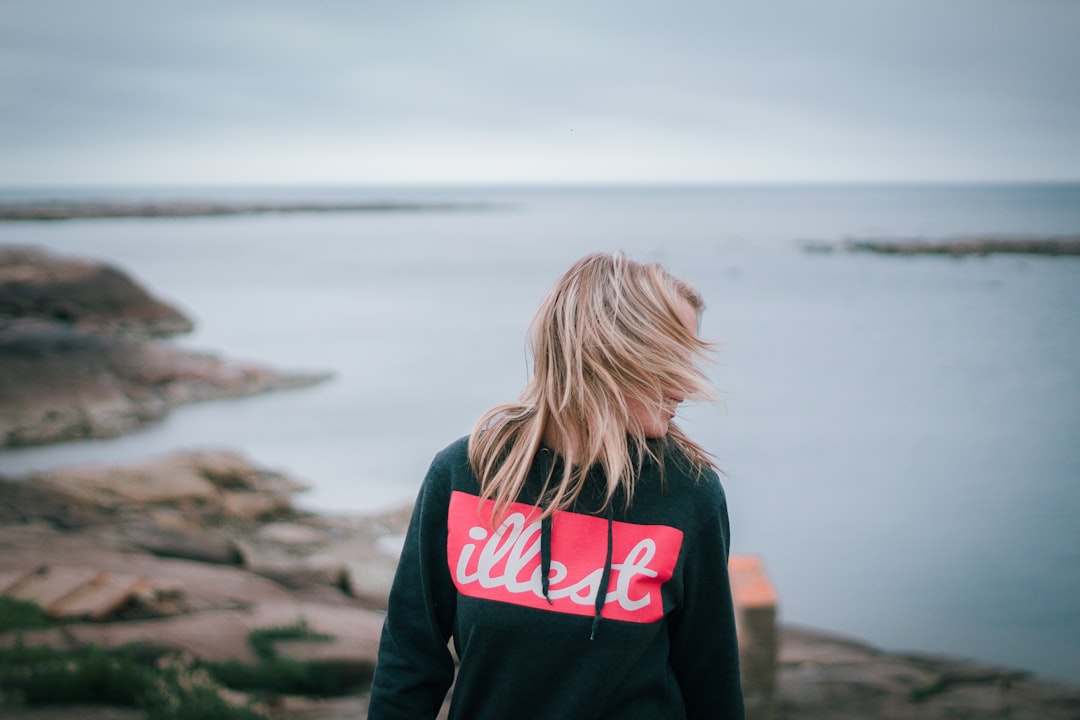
[0,247,330,449]
[2,450,1078,719]
[1,246,1077,719]
[803,234,1080,256]
[0,200,493,222]
[0,450,400,718]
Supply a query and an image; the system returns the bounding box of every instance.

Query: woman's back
[368,253,745,719]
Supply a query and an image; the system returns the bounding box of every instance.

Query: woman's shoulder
[660,444,721,484]
[422,435,479,491]
[657,448,728,511]
[432,435,471,467]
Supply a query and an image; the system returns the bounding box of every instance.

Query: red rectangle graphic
[447,491,683,623]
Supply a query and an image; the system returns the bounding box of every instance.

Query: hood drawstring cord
[589,503,615,641]
[537,470,616,640]
[540,513,554,604]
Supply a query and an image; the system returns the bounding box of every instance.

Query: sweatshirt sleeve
[368,454,458,719]
[668,476,746,720]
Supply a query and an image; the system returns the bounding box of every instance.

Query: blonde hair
[468,252,717,522]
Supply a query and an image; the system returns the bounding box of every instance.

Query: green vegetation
[247,617,332,659]
[910,678,948,702]
[204,617,366,697]
[0,607,364,719]
[0,596,52,632]
[0,642,264,720]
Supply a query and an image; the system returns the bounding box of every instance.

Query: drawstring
[537,462,615,639]
[540,513,554,605]
[589,503,614,641]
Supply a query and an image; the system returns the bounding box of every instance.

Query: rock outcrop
[0,247,330,449]
[804,234,1080,257]
[776,626,1080,720]
[0,199,490,222]
[2,450,1077,720]
[0,449,408,617]
[0,245,192,337]
[0,451,395,703]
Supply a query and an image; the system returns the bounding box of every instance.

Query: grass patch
[0,596,53,632]
[0,641,265,720]
[0,643,150,706]
[247,617,332,660]
[910,678,948,702]
[202,656,349,697]
[0,606,363,717]
[203,617,363,697]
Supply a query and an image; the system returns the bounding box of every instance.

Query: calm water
[2,184,1079,682]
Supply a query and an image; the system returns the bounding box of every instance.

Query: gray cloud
[1,0,1078,184]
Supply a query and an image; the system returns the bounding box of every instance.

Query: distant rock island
[0,199,493,221]
[805,234,1080,257]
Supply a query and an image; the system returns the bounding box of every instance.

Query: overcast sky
[2,0,1078,186]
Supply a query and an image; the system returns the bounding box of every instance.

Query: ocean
[1,183,1078,682]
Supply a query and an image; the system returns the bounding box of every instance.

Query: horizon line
[1,178,1079,193]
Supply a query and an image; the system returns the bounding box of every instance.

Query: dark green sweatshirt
[369,437,745,720]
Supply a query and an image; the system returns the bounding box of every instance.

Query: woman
[369,252,744,720]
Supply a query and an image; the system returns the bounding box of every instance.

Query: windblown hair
[468,252,717,522]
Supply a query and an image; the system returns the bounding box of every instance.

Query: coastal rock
[1,565,162,621]
[274,695,370,720]
[0,245,192,337]
[190,450,310,496]
[6,450,339,590]
[256,601,384,678]
[14,450,339,592]
[341,556,400,610]
[25,449,306,519]
[220,490,295,522]
[0,199,489,221]
[32,455,219,508]
[0,322,331,449]
[0,523,300,612]
[0,247,332,450]
[0,602,385,667]
[256,522,333,547]
[234,540,347,591]
[0,449,390,678]
[123,520,242,565]
[316,508,412,608]
[0,475,114,529]
[776,625,1080,719]
[803,234,1080,257]
[3,451,1078,720]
